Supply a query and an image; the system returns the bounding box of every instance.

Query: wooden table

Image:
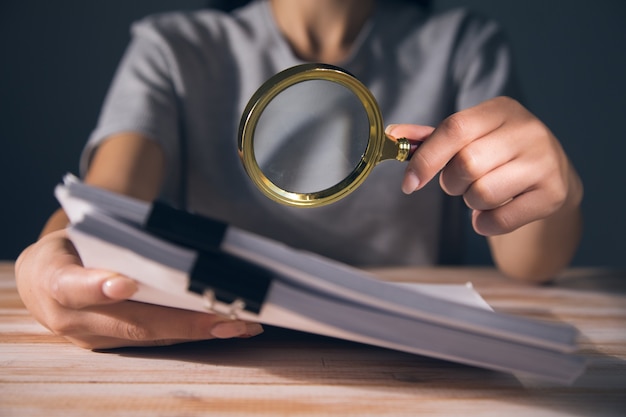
[1,261,625,416]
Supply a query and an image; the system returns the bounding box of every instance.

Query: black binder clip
[188,249,272,316]
[145,201,228,253]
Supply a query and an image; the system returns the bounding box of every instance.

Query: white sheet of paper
[396,282,493,311]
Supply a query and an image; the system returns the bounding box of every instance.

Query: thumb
[51,263,138,309]
[385,124,435,194]
[385,124,435,142]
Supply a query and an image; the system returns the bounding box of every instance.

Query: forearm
[40,208,71,238]
[39,133,164,240]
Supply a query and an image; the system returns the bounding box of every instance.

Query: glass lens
[253,79,370,194]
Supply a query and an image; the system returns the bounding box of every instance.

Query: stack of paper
[56,174,586,383]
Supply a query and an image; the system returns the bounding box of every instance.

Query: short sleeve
[79,20,181,177]
[451,14,522,111]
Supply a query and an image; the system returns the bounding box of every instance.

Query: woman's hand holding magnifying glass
[387,96,583,281]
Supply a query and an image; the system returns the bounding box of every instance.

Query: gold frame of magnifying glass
[238,63,398,208]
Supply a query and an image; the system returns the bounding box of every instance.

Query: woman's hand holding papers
[15,226,263,350]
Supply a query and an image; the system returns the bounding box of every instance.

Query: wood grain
[2,262,625,416]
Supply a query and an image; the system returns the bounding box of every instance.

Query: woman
[15,0,582,349]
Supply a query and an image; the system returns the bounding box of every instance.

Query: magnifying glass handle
[395,137,422,162]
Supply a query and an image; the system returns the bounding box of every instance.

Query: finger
[402,98,513,194]
[69,301,264,348]
[51,263,138,309]
[462,167,523,212]
[472,188,558,236]
[460,154,550,211]
[385,124,435,193]
[439,132,516,196]
[67,320,265,350]
[385,124,435,141]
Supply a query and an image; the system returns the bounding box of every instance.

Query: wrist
[562,163,584,213]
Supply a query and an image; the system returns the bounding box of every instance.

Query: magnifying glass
[238,63,421,208]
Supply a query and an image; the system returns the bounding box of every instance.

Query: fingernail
[402,171,420,194]
[385,124,397,135]
[210,321,264,339]
[210,321,247,339]
[102,276,138,299]
[242,323,264,338]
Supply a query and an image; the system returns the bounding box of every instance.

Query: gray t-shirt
[82,0,518,266]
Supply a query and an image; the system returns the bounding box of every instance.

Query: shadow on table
[551,269,626,294]
[109,269,626,415]
[112,325,626,417]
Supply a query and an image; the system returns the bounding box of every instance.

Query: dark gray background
[1,1,625,266]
